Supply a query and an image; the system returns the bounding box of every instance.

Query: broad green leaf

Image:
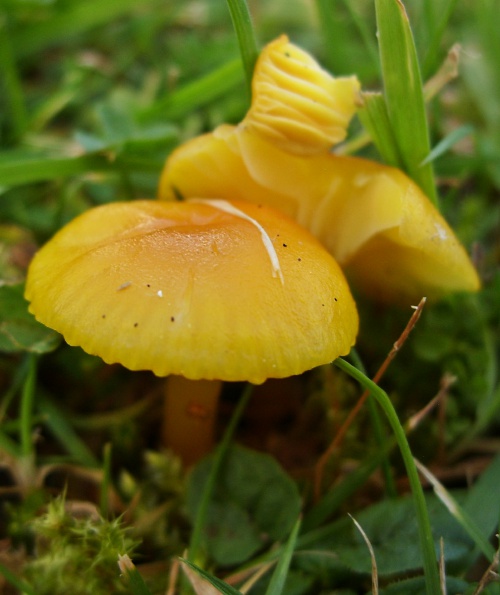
[375,0,438,205]
[187,445,302,566]
[380,575,469,594]
[297,494,472,577]
[463,453,500,538]
[0,284,61,354]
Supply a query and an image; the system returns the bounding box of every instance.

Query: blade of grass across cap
[225,0,259,97]
[334,357,441,594]
[375,0,438,206]
[264,517,301,595]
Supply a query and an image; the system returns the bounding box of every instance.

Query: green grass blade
[38,395,100,468]
[11,0,162,59]
[358,92,403,168]
[264,517,301,595]
[0,13,28,141]
[375,0,438,205]
[0,152,113,187]
[349,348,397,498]
[118,555,153,595]
[415,459,496,562]
[339,0,379,73]
[422,0,460,78]
[420,124,474,166]
[140,59,244,123]
[100,442,112,518]
[180,559,242,594]
[0,430,20,458]
[225,0,259,96]
[20,354,37,459]
[303,441,396,532]
[334,357,441,594]
[0,562,36,595]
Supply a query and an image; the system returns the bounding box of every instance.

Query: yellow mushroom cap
[242,35,360,155]
[159,128,480,303]
[25,199,358,383]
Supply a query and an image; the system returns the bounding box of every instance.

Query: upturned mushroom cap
[242,35,360,155]
[159,127,480,303]
[25,199,358,384]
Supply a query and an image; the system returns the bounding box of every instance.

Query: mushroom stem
[162,376,223,466]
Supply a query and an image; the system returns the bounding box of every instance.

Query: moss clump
[23,496,138,595]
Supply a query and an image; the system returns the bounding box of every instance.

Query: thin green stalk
[225,0,259,96]
[334,358,441,594]
[20,354,37,459]
[188,384,254,565]
[348,349,397,498]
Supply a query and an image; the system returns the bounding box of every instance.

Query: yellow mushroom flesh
[243,34,360,155]
[25,199,358,384]
[159,127,480,303]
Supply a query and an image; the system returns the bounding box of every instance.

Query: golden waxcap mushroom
[159,129,480,303]
[242,35,360,155]
[25,199,358,384]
